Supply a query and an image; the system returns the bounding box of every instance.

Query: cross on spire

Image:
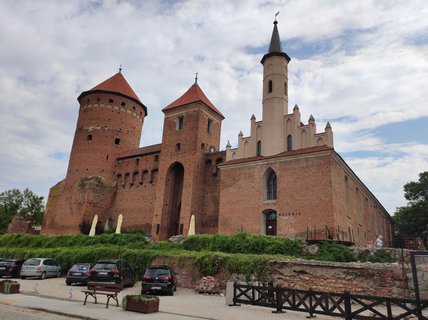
[195,72,198,84]
[118,64,122,74]
[274,11,280,23]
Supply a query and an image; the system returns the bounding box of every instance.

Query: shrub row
[182,232,303,256]
[0,233,149,249]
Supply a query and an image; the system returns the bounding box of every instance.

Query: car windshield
[24,259,41,266]
[70,264,90,271]
[0,260,15,265]
[93,263,117,270]
[146,268,170,277]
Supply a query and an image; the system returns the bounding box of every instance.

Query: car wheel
[129,276,135,287]
[66,281,71,286]
[40,272,46,280]
[168,290,174,296]
[56,271,61,278]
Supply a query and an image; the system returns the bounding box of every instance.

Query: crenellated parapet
[225,105,334,162]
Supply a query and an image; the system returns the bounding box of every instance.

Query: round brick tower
[66,71,147,182]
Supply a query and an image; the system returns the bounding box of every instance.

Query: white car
[20,258,61,279]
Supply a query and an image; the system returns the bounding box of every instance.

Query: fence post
[229,281,240,306]
[272,284,285,314]
[344,290,352,320]
[306,288,316,318]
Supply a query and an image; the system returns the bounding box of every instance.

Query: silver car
[20,258,61,279]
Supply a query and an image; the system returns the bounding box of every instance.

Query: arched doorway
[264,210,277,236]
[165,162,184,238]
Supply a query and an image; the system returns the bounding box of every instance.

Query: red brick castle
[43,21,393,246]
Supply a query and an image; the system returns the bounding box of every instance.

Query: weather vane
[195,72,198,84]
[275,11,280,22]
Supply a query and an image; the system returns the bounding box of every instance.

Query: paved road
[0,304,78,320]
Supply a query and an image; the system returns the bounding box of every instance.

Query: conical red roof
[163,83,224,118]
[78,72,147,114]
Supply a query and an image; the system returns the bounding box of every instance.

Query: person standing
[374,235,383,249]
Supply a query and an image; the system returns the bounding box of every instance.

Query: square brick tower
[151,79,224,239]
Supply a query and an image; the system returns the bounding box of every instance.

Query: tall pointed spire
[261,18,290,64]
[268,20,283,53]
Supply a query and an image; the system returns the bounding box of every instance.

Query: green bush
[182,232,303,256]
[357,249,393,263]
[310,242,354,262]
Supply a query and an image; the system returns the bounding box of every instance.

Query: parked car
[88,259,135,287]
[20,258,62,279]
[141,265,176,296]
[0,259,25,278]
[66,263,93,286]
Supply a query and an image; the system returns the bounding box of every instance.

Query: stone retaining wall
[151,254,412,298]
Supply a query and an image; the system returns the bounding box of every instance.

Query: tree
[394,172,428,236]
[0,188,45,233]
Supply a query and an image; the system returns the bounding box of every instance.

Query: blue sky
[0,0,427,215]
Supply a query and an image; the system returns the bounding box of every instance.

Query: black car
[88,259,135,287]
[0,259,25,278]
[66,263,93,285]
[141,266,176,296]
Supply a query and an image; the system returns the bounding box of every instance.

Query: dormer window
[176,116,184,130]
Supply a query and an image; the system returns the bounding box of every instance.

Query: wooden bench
[82,282,123,308]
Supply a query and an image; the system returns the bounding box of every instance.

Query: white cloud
[0,0,427,216]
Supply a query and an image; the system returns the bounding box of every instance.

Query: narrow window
[287,135,292,151]
[115,138,121,145]
[121,102,126,106]
[176,116,184,130]
[267,171,277,200]
[207,118,213,134]
[154,155,159,162]
[135,159,139,165]
[256,140,262,156]
[109,99,113,103]
[176,143,181,151]
[268,80,273,93]
[86,134,93,141]
[156,224,160,235]
[284,81,288,96]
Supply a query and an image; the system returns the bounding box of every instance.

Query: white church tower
[261,18,291,156]
[226,19,334,161]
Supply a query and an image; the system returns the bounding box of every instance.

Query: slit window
[207,118,213,134]
[268,80,273,93]
[176,116,184,130]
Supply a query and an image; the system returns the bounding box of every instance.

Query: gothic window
[207,118,213,134]
[176,116,184,130]
[256,140,262,156]
[268,80,273,93]
[267,171,277,200]
[287,135,292,151]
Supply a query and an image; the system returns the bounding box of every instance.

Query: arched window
[267,171,277,200]
[287,135,292,151]
[256,140,262,156]
[268,80,273,93]
[284,81,288,96]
